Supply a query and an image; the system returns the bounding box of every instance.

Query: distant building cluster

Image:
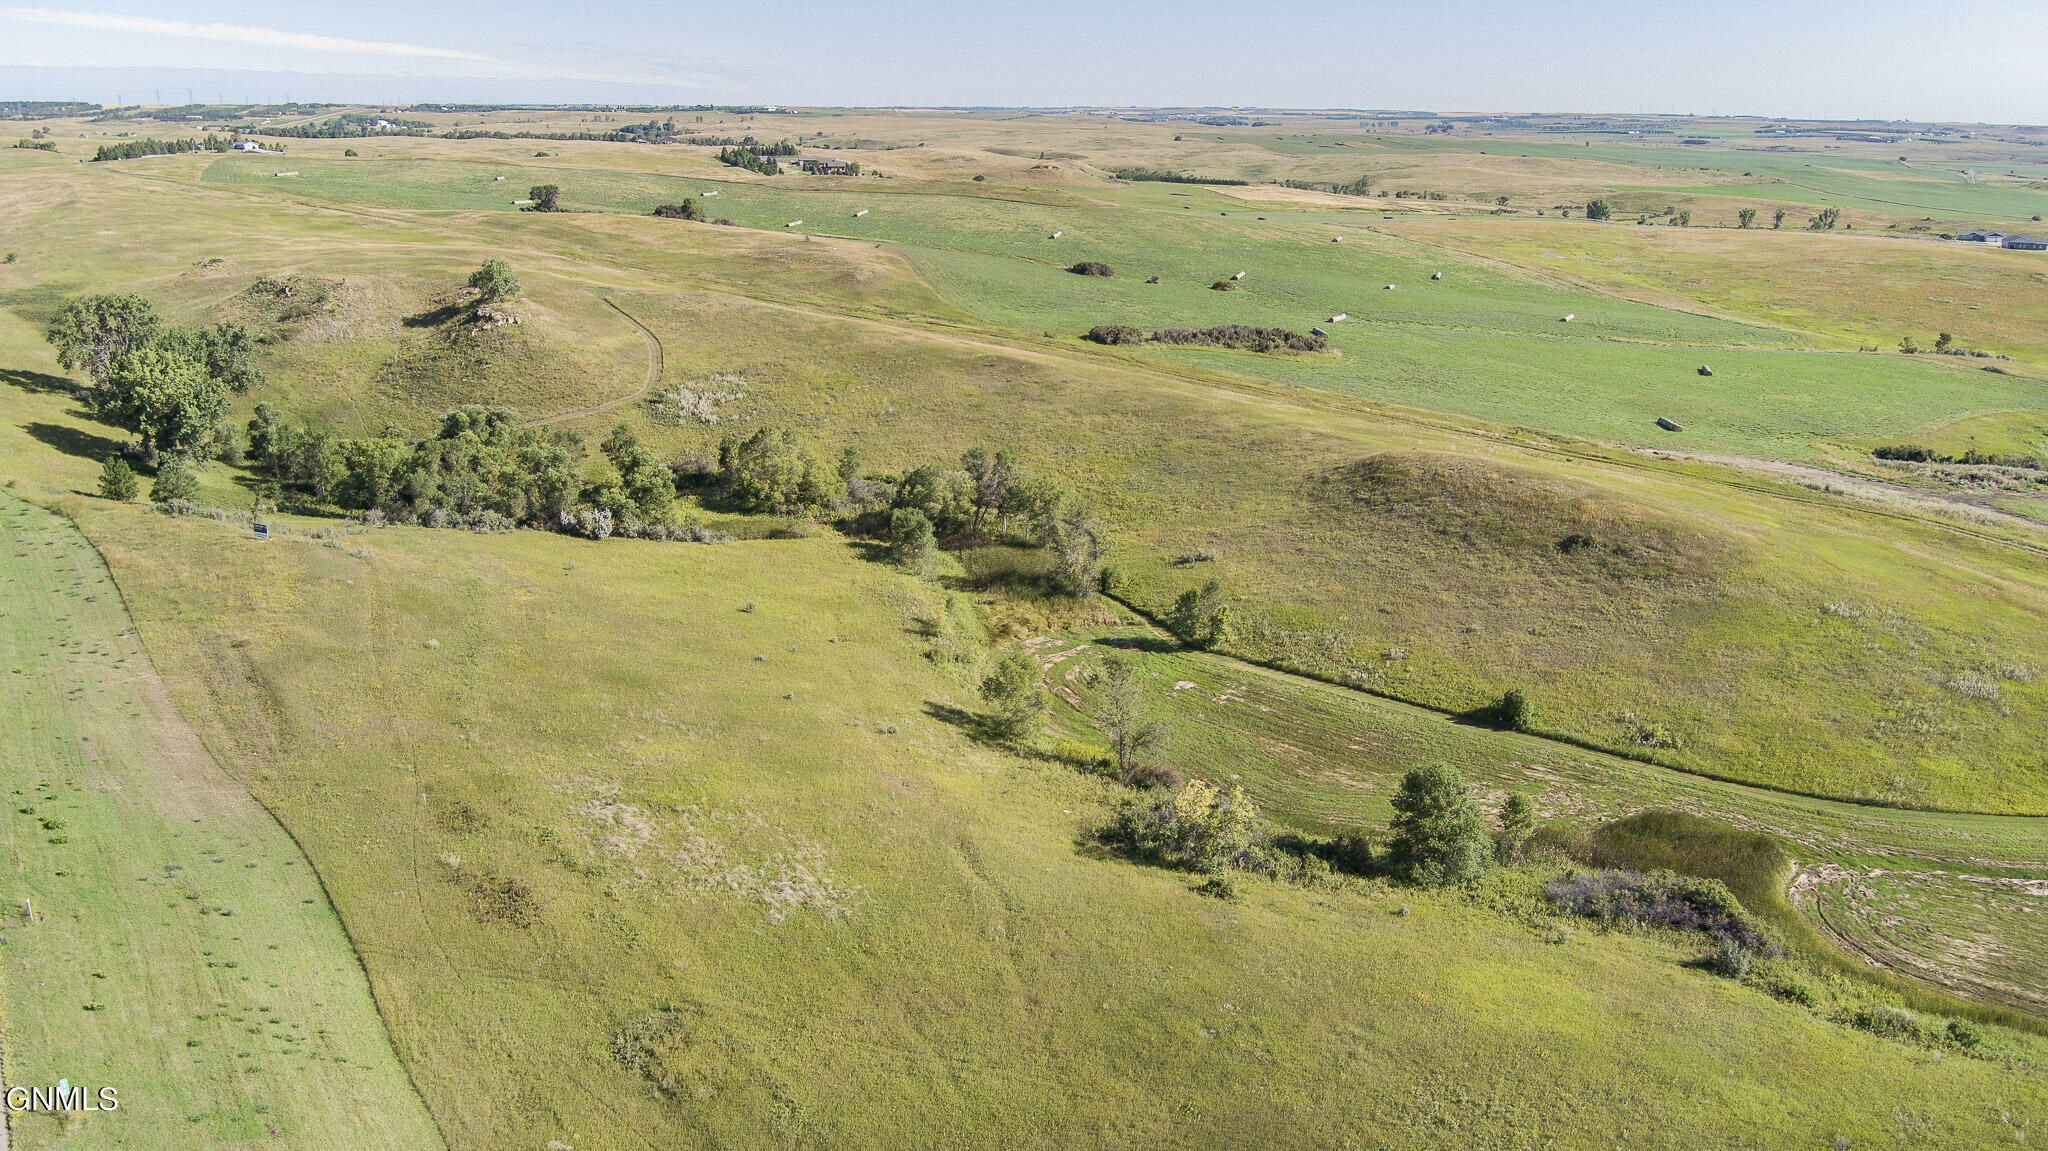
[1958,230,2046,250]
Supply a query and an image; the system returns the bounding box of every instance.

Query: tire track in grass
[527,296,664,427]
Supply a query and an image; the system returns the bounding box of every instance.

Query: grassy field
[3,488,2036,1150]
[1004,608,2048,1030]
[180,150,2048,464]
[0,494,440,1150]
[5,105,2048,1147]
[9,151,2048,816]
[1398,216,2048,365]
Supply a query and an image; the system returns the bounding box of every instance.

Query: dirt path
[1635,447,2048,532]
[527,296,665,427]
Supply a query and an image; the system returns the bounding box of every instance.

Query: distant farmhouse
[1957,230,2004,243]
[791,155,854,174]
[2004,235,2047,250]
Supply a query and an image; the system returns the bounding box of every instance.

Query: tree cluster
[90,135,237,162]
[652,199,706,221]
[47,294,262,460]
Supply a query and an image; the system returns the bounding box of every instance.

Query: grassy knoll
[0,494,439,1150]
[6,487,2040,1149]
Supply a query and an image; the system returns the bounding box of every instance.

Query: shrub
[1386,763,1494,886]
[1209,279,1239,291]
[978,651,1041,739]
[1497,688,1533,732]
[1545,869,1783,956]
[1067,261,1114,277]
[1584,199,1612,221]
[1084,324,1146,345]
[1097,778,1262,873]
[98,454,140,501]
[652,199,706,221]
[1753,961,1819,1006]
[1497,793,1535,862]
[150,460,201,503]
[1845,1005,1924,1042]
[1149,325,1324,353]
[526,184,560,212]
[1166,578,1231,649]
[464,869,540,927]
[888,507,936,570]
[1195,871,1241,900]
[1945,1019,1983,1049]
[1705,938,1752,978]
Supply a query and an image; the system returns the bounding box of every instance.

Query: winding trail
[527,296,665,427]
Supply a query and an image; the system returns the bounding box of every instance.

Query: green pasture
[22,486,2045,1151]
[0,494,439,1150]
[190,153,2048,464]
[11,156,2048,813]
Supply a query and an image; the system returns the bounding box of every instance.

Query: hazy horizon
[4,1,2047,123]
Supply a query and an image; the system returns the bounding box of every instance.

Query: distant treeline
[398,103,773,114]
[1110,166,1249,186]
[1085,324,1327,354]
[1278,176,1375,196]
[91,135,238,162]
[94,102,334,124]
[252,113,433,138]
[1,101,99,120]
[1873,444,2047,471]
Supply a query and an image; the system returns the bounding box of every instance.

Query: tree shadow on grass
[1096,634,1179,654]
[401,304,465,329]
[922,700,1010,746]
[0,368,79,396]
[24,421,123,463]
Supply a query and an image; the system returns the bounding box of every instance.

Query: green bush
[1386,763,1494,886]
[98,454,140,501]
[978,651,1040,739]
[150,460,201,503]
[1098,779,1262,873]
[1497,688,1532,732]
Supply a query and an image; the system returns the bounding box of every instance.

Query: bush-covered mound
[1084,324,1325,354]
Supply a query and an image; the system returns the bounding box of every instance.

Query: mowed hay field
[1399,216,2048,366]
[7,154,2048,813]
[0,495,440,1150]
[22,489,2048,1151]
[180,149,2048,464]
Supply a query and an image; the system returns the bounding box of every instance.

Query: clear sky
[3,0,2045,122]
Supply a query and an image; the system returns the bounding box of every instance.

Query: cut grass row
[0,493,439,1150]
